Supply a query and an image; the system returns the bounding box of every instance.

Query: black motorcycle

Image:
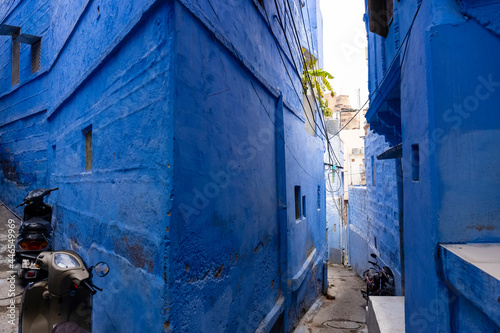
[361,253,395,301]
[14,188,58,281]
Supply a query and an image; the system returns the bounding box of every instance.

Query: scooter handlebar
[82,280,97,295]
[368,261,377,266]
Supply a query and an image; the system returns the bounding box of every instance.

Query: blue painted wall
[0,0,326,331]
[364,0,500,331]
[347,130,402,295]
[324,129,343,264]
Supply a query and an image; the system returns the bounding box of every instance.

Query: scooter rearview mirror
[94,262,110,277]
[370,253,377,259]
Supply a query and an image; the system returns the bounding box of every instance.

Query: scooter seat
[21,217,52,232]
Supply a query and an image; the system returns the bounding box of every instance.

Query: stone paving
[0,203,22,333]
[294,264,368,333]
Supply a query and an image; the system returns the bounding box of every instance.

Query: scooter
[14,188,58,281]
[19,250,110,333]
[360,253,395,301]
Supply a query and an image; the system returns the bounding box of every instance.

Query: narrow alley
[295,265,367,333]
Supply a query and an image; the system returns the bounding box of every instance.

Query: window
[15,33,41,74]
[83,126,93,171]
[0,25,22,86]
[317,185,321,210]
[294,186,301,219]
[372,156,376,186]
[11,30,20,86]
[411,144,419,181]
[367,0,394,38]
[31,41,41,74]
[302,195,306,217]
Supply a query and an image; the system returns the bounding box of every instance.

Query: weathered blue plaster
[347,130,402,295]
[364,0,500,331]
[1,0,326,331]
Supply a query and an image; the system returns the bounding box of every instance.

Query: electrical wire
[327,0,423,138]
[206,1,323,181]
[272,0,342,170]
[251,81,319,180]
[281,0,342,167]
[261,3,322,141]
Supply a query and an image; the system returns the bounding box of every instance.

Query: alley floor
[294,264,367,333]
[0,202,22,333]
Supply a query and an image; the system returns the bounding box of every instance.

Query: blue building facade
[0,0,327,331]
[364,0,500,331]
[347,130,404,295]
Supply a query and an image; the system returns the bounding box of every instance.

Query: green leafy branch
[302,49,335,117]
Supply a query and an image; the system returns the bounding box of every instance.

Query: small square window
[372,156,376,186]
[411,144,419,181]
[83,126,93,171]
[302,195,306,217]
[317,185,321,210]
[31,41,41,74]
[294,186,301,219]
[52,145,56,168]
[11,30,20,86]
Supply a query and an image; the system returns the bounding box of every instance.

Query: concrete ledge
[255,296,284,333]
[440,243,500,327]
[291,248,317,291]
[366,296,405,333]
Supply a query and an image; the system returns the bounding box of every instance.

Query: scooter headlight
[54,253,81,268]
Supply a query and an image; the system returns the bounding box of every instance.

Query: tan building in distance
[325,93,367,199]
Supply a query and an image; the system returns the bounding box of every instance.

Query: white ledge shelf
[439,243,500,328]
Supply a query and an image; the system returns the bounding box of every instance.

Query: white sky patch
[319,0,369,109]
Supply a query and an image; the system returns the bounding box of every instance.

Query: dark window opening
[372,156,376,186]
[411,144,419,181]
[302,195,306,217]
[294,186,301,219]
[367,0,394,38]
[52,145,56,169]
[317,185,321,210]
[31,41,41,74]
[84,126,93,171]
[11,30,20,86]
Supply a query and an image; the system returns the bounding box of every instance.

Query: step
[366,296,405,333]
